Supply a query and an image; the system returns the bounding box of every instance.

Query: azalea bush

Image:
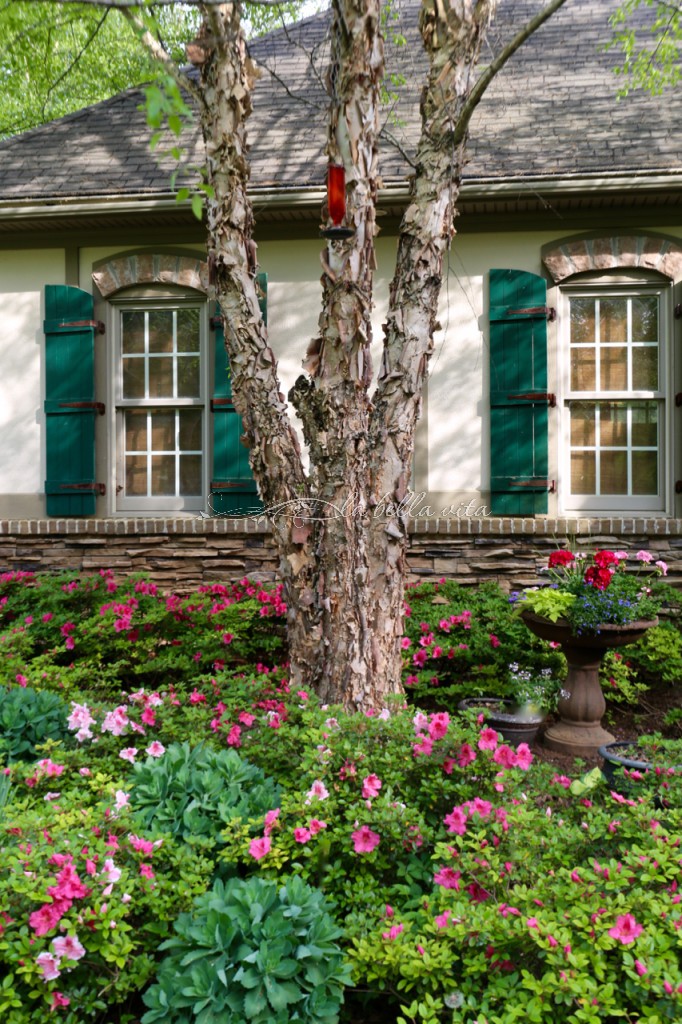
[1,569,681,1024]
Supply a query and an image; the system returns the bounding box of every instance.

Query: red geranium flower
[584,566,612,590]
[593,550,618,569]
[547,550,574,568]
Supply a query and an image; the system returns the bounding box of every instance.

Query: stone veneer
[542,233,682,283]
[2,518,682,592]
[92,254,209,297]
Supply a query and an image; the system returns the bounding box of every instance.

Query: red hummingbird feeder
[321,163,355,240]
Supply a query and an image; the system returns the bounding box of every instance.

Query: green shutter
[209,275,266,515]
[489,269,552,515]
[43,285,103,516]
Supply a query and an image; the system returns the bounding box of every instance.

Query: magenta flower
[428,712,450,741]
[351,825,380,854]
[457,743,476,767]
[362,774,382,799]
[263,809,280,835]
[381,923,404,940]
[513,743,534,770]
[309,819,327,834]
[412,735,433,757]
[294,828,312,844]
[444,806,468,835]
[29,902,65,937]
[478,727,499,751]
[50,993,70,1011]
[433,866,461,889]
[635,959,648,976]
[145,741,165,758]
[249,836,271,860]
[493,744,516,769]
[608,913,643,944]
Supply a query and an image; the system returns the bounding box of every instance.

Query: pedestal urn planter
[521,611,657,758]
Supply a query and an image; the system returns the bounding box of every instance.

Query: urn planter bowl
[457,697,546,746]
[521,611,657,758]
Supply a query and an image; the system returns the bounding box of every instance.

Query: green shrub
[129,742,281,849]
[623,622,682,685]
[0,685,70,763]
[141,875,351,1024]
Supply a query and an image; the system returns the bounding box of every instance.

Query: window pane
[148,356,174,397]
[122,357,145,399]
[151,455,175,495]
[632,347,658,390]
[601,450,628,494]
[632,296,658,342]
[631,402,658,447]
[177,356,200,398]
[570,298,595,344]
[632,451,658,494]
[125,454,147,496]
[600,298,627,342]
[571,348,595,390]
[124,410,147,451]
[122,311,145,354]
[150,410,175,450]
[570,402,596,446]
[599,404,627,447]
[571,452,596,494]
[180,455,202,495]
[177,309,200,352]
[148,310,173,353]
[179,409,202,450]
[600,346,627,390]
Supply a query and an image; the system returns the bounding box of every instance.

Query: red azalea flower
[548,550,574,568]
[584,566,612,590]
[593,550,618,569]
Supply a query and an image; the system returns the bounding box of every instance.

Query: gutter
[0,171,682,221]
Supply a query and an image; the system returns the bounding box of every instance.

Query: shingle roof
[0,0,679,202]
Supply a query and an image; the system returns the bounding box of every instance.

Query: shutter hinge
[676,481,682,494]
[58,401,105,414]
[507,306,556,322]
[510,479,556,492]
[211,481,241,489]
[676,393,682,407]
[59,483,106,495]
[508,392,556,407]
[675,305,682,319]
[210,315,222,330]
[210,398,233,411]
[44,319,105,334]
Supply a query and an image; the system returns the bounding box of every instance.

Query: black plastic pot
[458,697,545,746]
[599,741,651,790]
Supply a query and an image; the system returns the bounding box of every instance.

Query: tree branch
[453,0,568,146]
[118,5,204,108]
[41,7,110,120]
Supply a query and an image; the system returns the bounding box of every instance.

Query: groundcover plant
[0,570,680,1024]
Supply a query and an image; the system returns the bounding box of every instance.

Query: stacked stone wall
[2,518,682,592]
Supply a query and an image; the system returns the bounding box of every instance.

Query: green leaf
[191,193,204,221]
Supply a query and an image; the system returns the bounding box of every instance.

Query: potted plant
[515,549,664,757]
[457,664,560,745]
[599,734,682,794]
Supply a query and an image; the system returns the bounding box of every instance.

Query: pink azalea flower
[433,866,461,889]
[305,780,329,804]
[101,706,129,736]
[493,744,516,769]
[478,727,499,751]
[634,959,648,976]
[119,748,137,764]
[351,825,380,854]
[238,711,255,727]
[457,743,476,767]
[381,923,404,940]
[114,790,130,811]
[444,806,468,835]
[226,725,242,747]
[552,774,572,788]
[129,835,155,856]
[412,735,433,757]
[428,712,450,741]
[50,992,70,1011]
[263,809,280,835]
[294,828,312,843]
[52,934,86,961]
[412,712,429,734]
[49,864,90,901]
[36,952,62,981]
[400,637,411,649]
[140,707,156,726]
[249,836,271,860]
[513,743,534,770]
[29,902,65,937]
[434,911,451,929]
[308,819,327,834]
[101,858,121,883]
[139,863,155,879]
[145,741,165,758]
[608,913,643,944]
[362,774,382,799]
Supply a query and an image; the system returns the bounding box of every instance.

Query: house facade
[1,0,682,589]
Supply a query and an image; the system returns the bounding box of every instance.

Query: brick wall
[2,517,682,592]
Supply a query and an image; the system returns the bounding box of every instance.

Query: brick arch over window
[542,233,682,284]
[92,252,209,297]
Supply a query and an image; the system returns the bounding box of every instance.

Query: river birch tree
[23,0,566,709]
